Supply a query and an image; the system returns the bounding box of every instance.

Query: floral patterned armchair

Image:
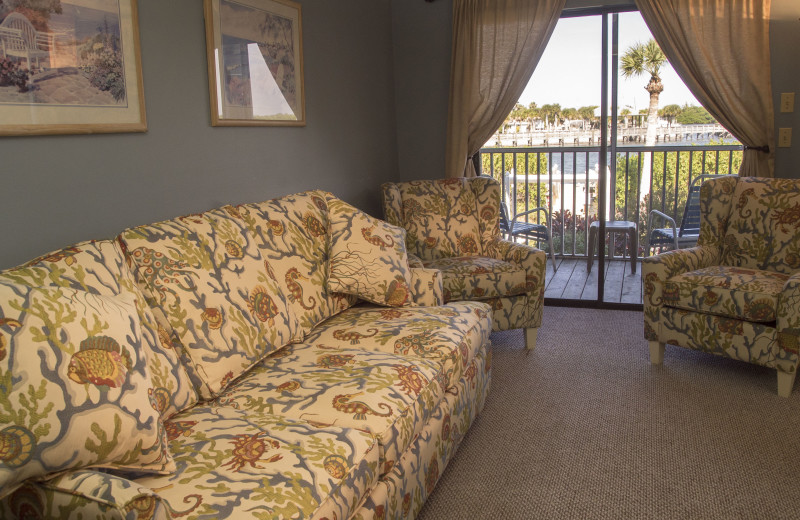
[381,177,546,349]
[643,176,800,397]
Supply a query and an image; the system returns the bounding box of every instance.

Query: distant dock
[491,123,732,147]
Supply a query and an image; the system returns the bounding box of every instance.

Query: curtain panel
[635,0,775,177]
[445,0,566,178]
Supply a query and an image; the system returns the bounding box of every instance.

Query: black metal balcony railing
[478,144,744,260]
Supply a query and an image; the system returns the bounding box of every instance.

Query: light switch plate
[781,93,795,113]
[778,128,792,147]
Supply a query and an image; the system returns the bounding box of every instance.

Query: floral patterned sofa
[0,190,493,519]
[643,176,800,397]
[381,177,546,350]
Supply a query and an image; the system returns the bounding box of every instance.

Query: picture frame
[204,0,305,127]
[0,0,147,136]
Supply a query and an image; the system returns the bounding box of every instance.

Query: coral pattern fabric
[382,177,546,333]
[720,177,800,274]
[352,344,491,520]
[303,302,492,391]
[136,406,379,520]
[663,265,789,322]
[0,285,174,498]
[216,343,446,476]
[0,240,197,421]
[423,255,526,301]
[394,178,484,261]
[328,198,415,307]
[120,206,298,399]
[643,176,800,377]
[237,191,357,336]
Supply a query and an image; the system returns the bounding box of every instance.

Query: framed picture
[204,0,305,126]
[0,0,146,136]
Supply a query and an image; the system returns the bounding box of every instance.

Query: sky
[518,11,701,113]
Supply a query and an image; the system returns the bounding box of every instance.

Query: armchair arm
[485,237,546,328]
[642,245,720,340]
[509,207,550,235]
[776,272,800,371]
[408,267,443,307]
[647,209,678,250]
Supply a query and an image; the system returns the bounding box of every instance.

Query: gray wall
[390,0,452,183]
[0,0,399,269]
[770,0,800,179]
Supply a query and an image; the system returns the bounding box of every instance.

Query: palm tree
[621,39,668,204]
[659,104,681,127]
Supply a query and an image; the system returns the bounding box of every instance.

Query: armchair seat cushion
[423,256,526,302]
[663,265,790,322]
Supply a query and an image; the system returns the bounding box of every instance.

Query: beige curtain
[636,0,775,177]
[445,0,566,178]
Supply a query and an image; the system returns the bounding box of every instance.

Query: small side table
[587,220,638,274]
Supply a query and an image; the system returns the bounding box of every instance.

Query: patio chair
[646,174,729,255]
[643,176,800,397]
[381,177,547,350]
[499,201,558,273]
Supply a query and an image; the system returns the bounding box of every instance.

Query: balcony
[478,141,744,305]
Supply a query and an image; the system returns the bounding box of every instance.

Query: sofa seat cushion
[303,302,492,391]
[0,239,197,420]
[663,265,790,322]
[215,343,445,476]
[422,255,527,301]
[120,205,299,399]
[136,405,378,520]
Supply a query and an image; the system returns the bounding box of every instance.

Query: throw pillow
[0,284,174,499]
[328,199,414,307]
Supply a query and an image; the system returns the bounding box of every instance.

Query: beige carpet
[417,306,800,519]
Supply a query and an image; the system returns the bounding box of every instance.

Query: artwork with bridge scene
[0,1,127,106]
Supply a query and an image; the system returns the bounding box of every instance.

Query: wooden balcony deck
[544,257,642,305]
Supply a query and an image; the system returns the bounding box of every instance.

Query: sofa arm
[409,267,443,306]
[777,272,800,371]
[484,237,546,327]
[642,245,720,340]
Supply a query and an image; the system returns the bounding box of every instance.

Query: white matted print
[204,0,304,126]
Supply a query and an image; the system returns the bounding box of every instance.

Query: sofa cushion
[215,343,446,476]
[1,470,171,520]
[119,206,298,399]
[135,405,379,520]
[397,179,483,261]
[328,198,415,307]
[720,177,800,274]
[0,239,197,420]
[238,191,357,336]
[422,255,527,302]
[303,302,493,391]
[0,284,174,498]
[663,266,789,322]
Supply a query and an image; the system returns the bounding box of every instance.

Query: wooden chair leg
[777,369,796,398]
[649,341,665,365]
[525,327,538,352]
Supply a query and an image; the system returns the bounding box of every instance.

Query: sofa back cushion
[0,240,197,420]
[719,177,800,274]
[697,175,738,250]
[119,206,298,399]
[392,179,484,261]
[237,191,356,336]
